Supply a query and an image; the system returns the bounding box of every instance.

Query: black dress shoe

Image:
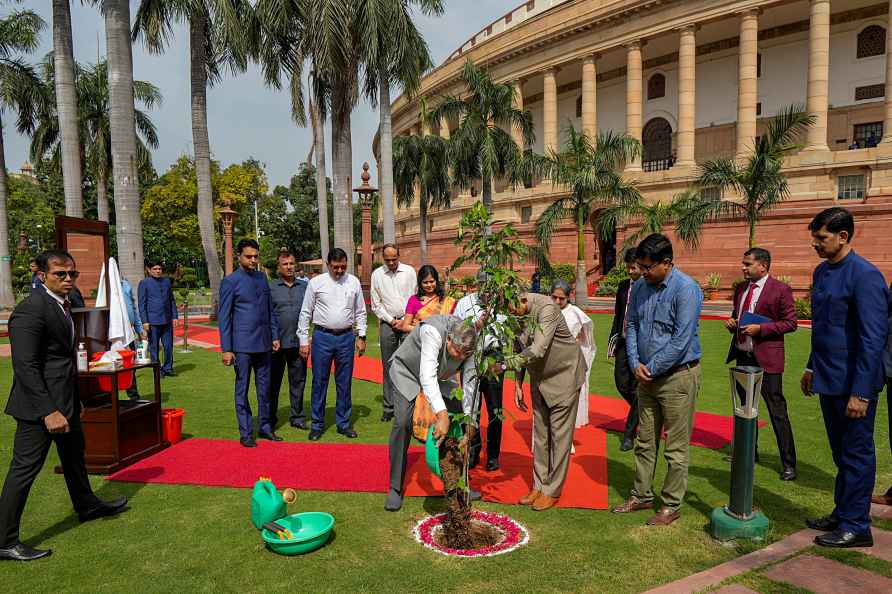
[815,529,873,548]
[337,427,358,438]
[78,496,129,523]
[161,371,177,377]
[308,430,323,441]
[381,413,394,422]
[806,515,838,532]
[620,437,634,452]
[0,542,52,561]
[290,421,308,430]
[240,437,257,448]
[258,432,284,442]
[485,459,500,472]
[468,456,480,470]
[780,467,797,481]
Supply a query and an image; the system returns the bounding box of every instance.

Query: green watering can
[425,421,464,478]
[250,478,296,529]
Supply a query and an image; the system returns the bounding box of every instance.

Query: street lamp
[353,162,377,302]
[219,197,239,275]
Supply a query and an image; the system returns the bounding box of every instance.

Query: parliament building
[383,0,892,296]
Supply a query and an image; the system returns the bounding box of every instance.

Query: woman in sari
[551,279,596,430]
[400,265,455,331]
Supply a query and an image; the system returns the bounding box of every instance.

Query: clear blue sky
[7,1,520,190]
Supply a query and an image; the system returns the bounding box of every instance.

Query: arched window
[857,25,886,59]
[642,118,673,170]
[647,73,666,100]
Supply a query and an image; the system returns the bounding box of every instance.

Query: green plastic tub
[261,512,335,556]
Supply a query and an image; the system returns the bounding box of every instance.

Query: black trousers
[269,347,308,427]
[0,414,99,547]
[614,338,639,438]
[736,352,797,469]
[469,373,505,463]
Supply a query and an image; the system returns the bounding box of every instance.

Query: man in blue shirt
[219,239,281,447]
[121,279,147,400]
[138,260,178,377]
[802,207,888,549]
[269,250,308,430]
[612,233,703,526]
[28,258,41,293]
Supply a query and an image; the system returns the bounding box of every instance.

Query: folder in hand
[739,311,771,326]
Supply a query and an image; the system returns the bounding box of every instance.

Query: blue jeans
[234,352,272,439]
[148,323,174,374]
[310,330,355,431]
[819,393,877,535]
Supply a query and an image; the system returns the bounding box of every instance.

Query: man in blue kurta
[219,239,281,448]
[802,207,889,549]
[138,261,178,376]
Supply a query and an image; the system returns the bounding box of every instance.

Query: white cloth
[418,324,477,416]
[453,292,505,351]
[562,304,596,428]
[370,263,416,324]
[297,272,368,345]
[735,274,768,353]
[97,258,137,351]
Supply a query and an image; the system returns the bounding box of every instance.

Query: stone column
[439,115,450,139]
[543,67,559,154]
[581,55,598,138]
[676,25,697,168]
[736,9,759,159]
[512,79,525,149]
[804,0,831,152]
[626,41,643,171]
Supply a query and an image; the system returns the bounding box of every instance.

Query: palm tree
[392,132,450,262]
[359,0,443,245]
[0,3,43,308]
[30,58,161,223]
[427,60,534,212]
[52,0,83,217]
[133,0,251,315]
[101,0,146,291]
[676,104,815,249]
[534,125,641,303]
[596,189,697,249]
[309,96,329,263]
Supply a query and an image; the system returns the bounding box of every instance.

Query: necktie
[737,282,756,344]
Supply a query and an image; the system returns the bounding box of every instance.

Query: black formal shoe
[468,456,480,470]
[161,371,177,377]
[381,413,394,422]
[485,459,500,472]
[0,542,52,561]
[337,427,358,438]
[780,467,797,481]
[620,437,634,452]
[258,432,284,442]
[290,421,308,430]
[240,437,257,448]
[815,529,873,548]
[78,497,128,523]
[308,430,323,441]
[806,515,839,532]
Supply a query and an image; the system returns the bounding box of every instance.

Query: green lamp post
[710,365,770,541]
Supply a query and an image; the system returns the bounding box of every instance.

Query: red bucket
[162,408,185,444]
[90,350,135,392]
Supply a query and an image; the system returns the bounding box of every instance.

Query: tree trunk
[96,167,109,222]
[482,176,493,212]
[418,196,428,263]
[53,0,84,217]
[310,97,329,265]
[379,77,395,244]
[575,217,587,305]
[331,108,354,273]
[0,119,15,308]
[748,217,756,249]
[190,16,222,316]
[104,0,145,291]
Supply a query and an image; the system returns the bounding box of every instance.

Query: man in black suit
[0,250,128,562]
[609,248,642,451]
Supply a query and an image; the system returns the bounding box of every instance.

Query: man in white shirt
[297,248,368,441]
[385,315,480,511]
[370,244,416,423]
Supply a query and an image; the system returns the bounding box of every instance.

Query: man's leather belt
[315,326,353,336]
[659,360,700,379]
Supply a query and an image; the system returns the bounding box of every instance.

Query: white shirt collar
[751,275,769,289]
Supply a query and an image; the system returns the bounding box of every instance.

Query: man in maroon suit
[725,247,799,481]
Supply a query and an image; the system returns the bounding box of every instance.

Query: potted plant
[705,273,721,300]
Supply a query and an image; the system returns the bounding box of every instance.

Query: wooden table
[75,361,169,474]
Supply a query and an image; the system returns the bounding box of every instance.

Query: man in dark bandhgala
[608,248,642,452]
[138,260,178,377]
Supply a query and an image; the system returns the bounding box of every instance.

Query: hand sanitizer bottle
[77,342,88,372]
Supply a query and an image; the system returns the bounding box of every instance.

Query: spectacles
[50,270,80,280]
[638,259,670,273]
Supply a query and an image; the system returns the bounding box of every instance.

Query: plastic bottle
[77,342,88,372]
[136,340,149,363]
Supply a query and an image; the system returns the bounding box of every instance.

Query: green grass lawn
[0,316,890,593]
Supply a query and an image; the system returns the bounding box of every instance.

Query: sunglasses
[49,270,80,280]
